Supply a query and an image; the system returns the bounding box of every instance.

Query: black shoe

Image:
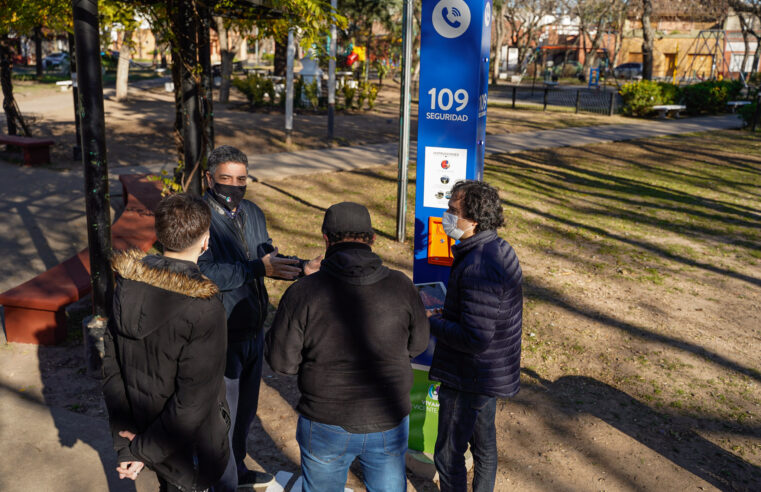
[237,470,276,490]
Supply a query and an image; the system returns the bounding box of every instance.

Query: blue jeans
[434,385,498,492]
[296,415,409,492]
[216,335,264,492]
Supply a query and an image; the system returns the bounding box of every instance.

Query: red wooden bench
[0,134,56,166]
[0,174,162,345]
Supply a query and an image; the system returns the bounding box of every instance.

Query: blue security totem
[408,0,492,454]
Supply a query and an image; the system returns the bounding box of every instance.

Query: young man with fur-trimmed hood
[102,193,230,491]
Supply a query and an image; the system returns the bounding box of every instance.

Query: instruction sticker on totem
[423,146,467,209]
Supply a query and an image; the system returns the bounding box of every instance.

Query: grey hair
[207,145,248,176]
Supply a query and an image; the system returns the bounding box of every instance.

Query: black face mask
[211,182,246,211]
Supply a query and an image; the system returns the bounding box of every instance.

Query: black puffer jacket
[265,242,430,432]
[198,193,306,344]
[429,230,523,398]
[102,250,230,491]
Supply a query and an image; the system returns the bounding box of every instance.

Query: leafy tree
[1,0,70,136]
[100,1,141,101]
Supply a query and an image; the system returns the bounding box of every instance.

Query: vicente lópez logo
[432,0,471,39]
[428,384,440,400]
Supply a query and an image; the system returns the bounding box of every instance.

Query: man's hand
[262,247,301,279]
[116,461,144,481]
[304,255,323,276]
[116,431,142,481]
[426,308,442,318]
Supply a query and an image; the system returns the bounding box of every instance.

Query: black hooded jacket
[102,250,230,491]
[265,242,430,432]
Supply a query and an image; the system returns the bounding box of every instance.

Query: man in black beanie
[266,202,430,492]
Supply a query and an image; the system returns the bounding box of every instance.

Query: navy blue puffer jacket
[429,230,523,398]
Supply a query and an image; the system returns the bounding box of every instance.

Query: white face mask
[442,212,471,240]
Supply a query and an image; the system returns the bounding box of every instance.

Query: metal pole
[543,86,548,111]
[68,33,82,161]
[575,89,580,113]
[511,85,516,109]
[72,0,113,320]
[285,29,295,145]
[328,0,337,140]
[609,91,616,116]
[395,0,413,242]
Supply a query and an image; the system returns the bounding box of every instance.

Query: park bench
[727,101,751,113]
[0,174,162,345]
[652,104,686,119]
[0,134,55,166]
[56,80,73,91]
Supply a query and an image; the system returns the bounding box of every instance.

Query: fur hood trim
[111,249,218,299]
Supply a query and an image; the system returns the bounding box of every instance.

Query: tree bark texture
[274,38,287,77]
[72,0,114,320]
[641,0,655,80]
[34,27,43,77]
[492,4,504,85]
[0,40,30,136]
[198,2,214,162]
[115,30,132,101]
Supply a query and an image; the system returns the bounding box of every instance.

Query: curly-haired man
[427,180,523,492]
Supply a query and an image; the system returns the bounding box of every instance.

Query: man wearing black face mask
[198,145,321,491]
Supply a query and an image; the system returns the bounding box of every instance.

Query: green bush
[657,82,682,104]
[738,101,759,128]
[367,83,379,109]
[342,84,356,109]
[262,77,276,105]
[232,74,267,106]
[682,80,743,115]
[304,78,319,109]
[294,76,304,108]
[619,80,662,116]
[356,83,367,110]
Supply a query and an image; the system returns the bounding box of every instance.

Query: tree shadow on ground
[519,368,761,491]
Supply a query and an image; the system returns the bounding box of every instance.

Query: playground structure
[677,30,731,83]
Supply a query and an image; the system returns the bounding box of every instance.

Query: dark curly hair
[450,180,504,233]
[324,231,375,245]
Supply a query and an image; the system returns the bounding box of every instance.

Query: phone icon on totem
[442,7,462,29]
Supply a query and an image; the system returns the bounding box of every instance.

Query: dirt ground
[4,79,761,491]
[10,78,630,172]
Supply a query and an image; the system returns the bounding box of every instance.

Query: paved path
[0,113,745,491]
[246,114,742,181]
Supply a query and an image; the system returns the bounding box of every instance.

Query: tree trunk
[198,3,214,162]
[739,15,751,77]
[363,24,373,84]
[641,0,655,80]
[115,30,132,101]
[492,6,504,85]
[752,35,761,77]
[214,17,235,104]
[1,39,30,136]
[274,38,287,76]
[174,0,203,195]
[170,45,184,167]
[34,27,43,77]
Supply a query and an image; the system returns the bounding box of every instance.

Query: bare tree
[730,0,761,75]
[568,0,627,76]
[503,0,558,70]
[213,16,244,103]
